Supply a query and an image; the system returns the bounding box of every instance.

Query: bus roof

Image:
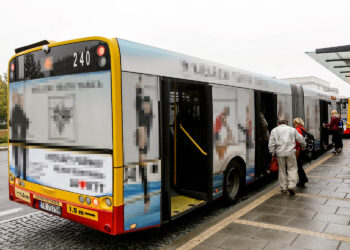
[117,38,292,95]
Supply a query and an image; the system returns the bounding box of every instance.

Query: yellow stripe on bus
[114,167,124,206]
[15,180,112,211]
[67,204,98,221]
[109,38,124,168]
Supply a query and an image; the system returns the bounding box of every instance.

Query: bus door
[160,78,213,220]
[254,91,277,178]
[320,100,330,149]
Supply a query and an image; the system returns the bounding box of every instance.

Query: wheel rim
[226,167,240,198]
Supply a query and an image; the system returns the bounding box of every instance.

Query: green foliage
[0,129,7,143]
[0,73,7,124]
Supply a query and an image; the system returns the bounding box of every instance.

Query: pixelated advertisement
[121,72,161,230]
[121,72,159,163]
[26,148,112,197]
[212,86,255,184]
[8,70,113,196]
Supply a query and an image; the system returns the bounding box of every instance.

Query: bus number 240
[73,51,90,68]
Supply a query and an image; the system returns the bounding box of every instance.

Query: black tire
[223,160,244,203]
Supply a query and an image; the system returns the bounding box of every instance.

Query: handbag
[270,156,279,172]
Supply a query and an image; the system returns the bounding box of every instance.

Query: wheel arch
[229,156,246,185]
[220,155,246,183]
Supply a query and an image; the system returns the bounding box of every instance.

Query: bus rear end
[8,38,122,235]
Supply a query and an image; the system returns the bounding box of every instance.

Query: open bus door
[160,78,213,222]
[320,100,331,149]
[254,91,277,178]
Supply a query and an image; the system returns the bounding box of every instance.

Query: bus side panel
[121,72,161,232]
[212,86,254,197]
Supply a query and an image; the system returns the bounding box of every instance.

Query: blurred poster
[26,148,113,197]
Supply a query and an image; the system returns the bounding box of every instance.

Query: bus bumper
[344,128,350,135]
[8,183,124,235]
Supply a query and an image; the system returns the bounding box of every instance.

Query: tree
[0,73,7,124]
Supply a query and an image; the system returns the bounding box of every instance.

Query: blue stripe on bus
[124,181,161,200]
[9,71,111,90]
[124,180,161,231]
[124,194,161,231]
[213,173,224,199]
[246,167,255,183]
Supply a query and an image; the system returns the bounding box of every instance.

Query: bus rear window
[8,40,113,150]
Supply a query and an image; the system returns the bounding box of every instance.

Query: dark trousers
[331,130,342,151]
[297,151,308,184]
[262,141,270,171]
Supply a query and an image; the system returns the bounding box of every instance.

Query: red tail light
[97,45,105,56]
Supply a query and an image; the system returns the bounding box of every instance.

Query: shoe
[280,190,288,195]
[332,150,337,154]
[336,148,342,153]
[297,183,306,188]
[287,189,295,196]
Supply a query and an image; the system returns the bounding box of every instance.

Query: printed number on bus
[73,51,90,68]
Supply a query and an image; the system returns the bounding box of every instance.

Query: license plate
[39,201,61,215]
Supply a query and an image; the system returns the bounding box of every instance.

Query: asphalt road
[0,150,36,222]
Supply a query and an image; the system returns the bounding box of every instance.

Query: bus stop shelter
[306,45,350,84]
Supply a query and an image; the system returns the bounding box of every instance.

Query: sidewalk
[176,141,350,250]
[0,147,7,151]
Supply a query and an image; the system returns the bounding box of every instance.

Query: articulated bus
[7,36,341,235]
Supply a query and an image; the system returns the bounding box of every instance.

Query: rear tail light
[10,63,15,71]
[92,198,99,206]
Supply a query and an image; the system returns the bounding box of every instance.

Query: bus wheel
[223,160,243,203]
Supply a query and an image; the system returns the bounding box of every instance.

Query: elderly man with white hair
[268,118,306,196]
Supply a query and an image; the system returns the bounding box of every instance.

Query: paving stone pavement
[191,144,350,250]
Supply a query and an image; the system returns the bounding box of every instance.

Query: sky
[2,0,350,95]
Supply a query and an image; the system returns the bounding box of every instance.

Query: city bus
[7,36,338,235]
[340,98,350,135]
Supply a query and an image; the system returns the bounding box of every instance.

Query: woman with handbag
[293,118,309,188]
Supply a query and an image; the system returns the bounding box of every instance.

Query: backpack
[299,127,314,163]
[339,120,344,132]
[300,127,314,152]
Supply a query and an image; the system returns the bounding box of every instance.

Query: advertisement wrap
[8,70,113,196]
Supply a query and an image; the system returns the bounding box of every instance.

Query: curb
[0,147,7,151]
